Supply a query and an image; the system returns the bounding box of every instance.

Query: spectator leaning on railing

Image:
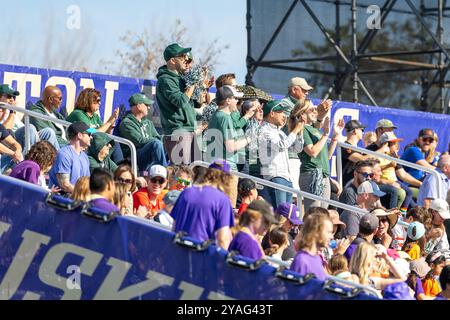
[417,154,450,208]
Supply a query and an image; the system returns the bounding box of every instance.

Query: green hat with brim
[163,43,192,62]
[129,93,154,107]
[263,100,290,117]
[0,84,19,96]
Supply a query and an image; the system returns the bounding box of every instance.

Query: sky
[1,0,247,82]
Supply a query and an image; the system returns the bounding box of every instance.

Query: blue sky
[2,0,247,82]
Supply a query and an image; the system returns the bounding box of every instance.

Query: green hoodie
[87,132,117,173]
[156,66,197,135]
[29,100,68,146]
[118,112,160,158]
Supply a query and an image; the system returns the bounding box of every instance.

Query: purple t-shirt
[9,160,40,185]
[172,186,234,242]
[229,231,263,260]
[89,198,120,212]
[290,250,328,281]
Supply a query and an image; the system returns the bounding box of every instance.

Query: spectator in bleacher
[372,208,398,249]
[66,88,119,133]
[339,180,385,241]
[237,178,259,216]
[401,128,438,181]
[339,160,375,210]
[402,221,426,260]
[133,164,167,219]
[371,159,402,210]
[265,227,290,264]
[228,206,279,260]
[258,99,304,208]
[344,213,379,262]
[349,242,407,293]
[0,122,23,173]
[425,199,450,253]
[48,122,95,194]
[366,119,397,151]
[418,155,450,207]
[328,254,359,282]
[240,99,263,175]
[87,132,117,173]
[71,176,90,202]
[171,160,235,250]
[156,43,204,165]
[280,77,332,194]
[0,84,39,149]
[341,119,369,186]
[119,93,167,173]
[423,250,447,297]
[290,213,334,281]
[167,165,193,191]
[113,182,133,215]
[407,257,431,300]
[114,164,140,193]
[154,190,181,229]
[299,100,344,211]
[88,168,119,212]
[435,265,450,300]
[9,141,56,190]
[30,86,67,150]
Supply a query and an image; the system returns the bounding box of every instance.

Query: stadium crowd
[1,43,450,300]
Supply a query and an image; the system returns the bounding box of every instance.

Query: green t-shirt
[66,109,103,128]
[300,125,330,177]
[206,110,239,170]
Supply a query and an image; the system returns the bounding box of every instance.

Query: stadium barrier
[0,174,379,300]
[0,102,138,177]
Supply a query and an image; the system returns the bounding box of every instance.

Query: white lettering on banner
[38,243,102,300]
[94,257,174,300]
[45,76,77,115]
[2,72,42,121]
[66,265,81,290]
[79,78,95,90]
[0,221,11,237]
[103,81,119,121]
[207,291,236,300]
[66,5,81,30]
[178,281,205,300]
[0,230,50,300]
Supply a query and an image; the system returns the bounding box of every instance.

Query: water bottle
[329,239,337,250]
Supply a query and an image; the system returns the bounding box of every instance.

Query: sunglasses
[176,177,191,186]
[358,172,374,179]
[116,178,133,184]
[422,138,434,143]
[379,217,389,223]
[150,177,166,185]
[1,94,15,100]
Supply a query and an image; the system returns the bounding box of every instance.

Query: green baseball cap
[129,93,153,107]
[163,43,192,61]
[0,84,19,96]
[375,119,397,130]
[263,100,290,117]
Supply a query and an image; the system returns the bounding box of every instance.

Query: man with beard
[339,180,386,242]
[258,100,304,209]
[339,159,375,210]
[156,43,207,164]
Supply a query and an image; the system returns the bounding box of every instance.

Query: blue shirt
[401,146,425,180]
[49,145,90,188]
[417,168,450,205]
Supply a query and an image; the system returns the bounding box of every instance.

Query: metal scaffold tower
[245,0,450,114]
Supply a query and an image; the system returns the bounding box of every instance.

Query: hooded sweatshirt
[87,132,117,173]
[29,100,67,146]
[156,66,197,135]
[9,160,40,185]
[118,112,160,158]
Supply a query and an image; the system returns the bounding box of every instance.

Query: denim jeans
[398,180,415,209]
[38,128,61,150]
[379,183,400,209]
[111,142,124,164]
[14,125,39,149]
[137,139,168,173]
[267,177,293,209]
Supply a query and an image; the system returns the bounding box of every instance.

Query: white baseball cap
[429,199,450,220]
[288,77,313,91]
[149,165,167,179]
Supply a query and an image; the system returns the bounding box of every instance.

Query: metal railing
[189,160,373,220]
[0,103,138,177]
[335,141,442,197]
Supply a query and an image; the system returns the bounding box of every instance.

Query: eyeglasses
[116,178,133,184]
[53,96,63,101]
[150,177,166,185]
[358,172,374,179]
[176,177,191,186]
[83,132,93,137]
[379,217,388,223]
[422,138,434,143]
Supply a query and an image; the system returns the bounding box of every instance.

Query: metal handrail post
[336,144,343,190]
[335,141,442,197]
[0,103,138,177]
[24,114,31,154]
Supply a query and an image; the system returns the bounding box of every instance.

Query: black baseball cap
[215,85,244,104]
[345,119,366,133]
[67,122,97,138]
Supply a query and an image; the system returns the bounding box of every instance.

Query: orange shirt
[133,187,165,217]
[422,278,441,297]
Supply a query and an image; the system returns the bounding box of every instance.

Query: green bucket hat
[129,93,154,107]
[163,43,192,61]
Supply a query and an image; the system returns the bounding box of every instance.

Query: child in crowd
[71,176,90,202]
[407,257,431,300]
[264,227,289,262]
[422,250,447,297]
[237,178,259,216]
[328,254,359,283]
[154,190,181,229]
[402,221,426,260]
[363,131,377,148]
